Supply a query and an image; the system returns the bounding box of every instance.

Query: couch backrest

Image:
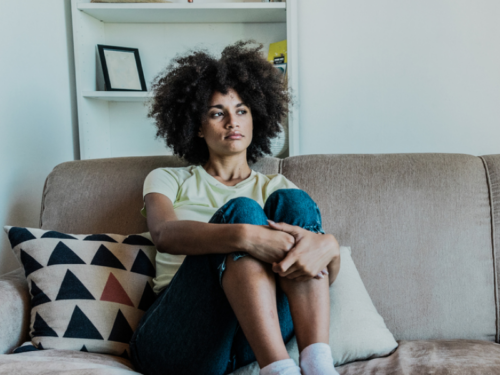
[40,153,500,343]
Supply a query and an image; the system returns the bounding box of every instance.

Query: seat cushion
[336,339,500,374]
[2,340,498,374]
[0,348,139,374]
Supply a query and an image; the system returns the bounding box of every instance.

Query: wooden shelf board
[78,3,286,23]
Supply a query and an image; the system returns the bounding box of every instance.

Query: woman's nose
[225,112,239,128]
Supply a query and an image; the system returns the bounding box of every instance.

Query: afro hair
[147,39,293,165]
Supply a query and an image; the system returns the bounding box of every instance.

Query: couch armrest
[0,267,30,354]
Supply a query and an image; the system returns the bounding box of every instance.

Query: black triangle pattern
[84,234,117,243]
[108,309,133,343]
[12,344,39,353]
[20,249,43,277]
[63,305,103,340]
[81,345,88,352]
[120,349,130,360]
[37,342,44,350]
[122,235,154,246]
[30,280,51,307]
[90,245,126,270]
[56,270,95,301]
[41,231,77,240]
[47,242,86,266]
[130,250,155,277]
[8,227,36,248]
[138,281,157,311]
[33,312,58,337]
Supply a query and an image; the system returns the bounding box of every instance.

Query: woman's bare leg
[278,276,330,353]
[222,255,289,368]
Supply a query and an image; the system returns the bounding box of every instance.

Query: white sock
[299,343,339,375]
[260,358,302,375]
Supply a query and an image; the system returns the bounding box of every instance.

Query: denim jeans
[129,188,325,375]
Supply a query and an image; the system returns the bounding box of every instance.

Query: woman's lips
[226,135,243,139]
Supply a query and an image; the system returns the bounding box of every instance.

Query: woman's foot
[260,358,301,375]
[299,343,339,375]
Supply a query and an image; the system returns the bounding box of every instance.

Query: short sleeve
[264,174,300,201]
[141,168,180,217]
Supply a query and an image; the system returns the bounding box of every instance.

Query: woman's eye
[212,112,223,118]
[238,110,247,114]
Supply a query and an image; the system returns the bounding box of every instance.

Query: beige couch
[2,153,500,374]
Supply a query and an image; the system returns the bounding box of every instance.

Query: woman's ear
[198,125,204,138]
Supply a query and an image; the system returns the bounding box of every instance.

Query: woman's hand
[240,224,296,264]
[268,220,339,282]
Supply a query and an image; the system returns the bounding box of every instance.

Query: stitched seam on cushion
[279,157,283,175]
[39,174,50,229]
[479,156,499,343]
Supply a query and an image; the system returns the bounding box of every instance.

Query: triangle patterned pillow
[4,226,158,359]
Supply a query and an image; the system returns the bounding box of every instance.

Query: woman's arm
[145,193,295,262]
[146,193,245,255]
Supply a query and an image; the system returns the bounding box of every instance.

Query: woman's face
[199,88,253,159]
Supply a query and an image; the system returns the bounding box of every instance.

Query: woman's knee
[264,189,324,233]
[227,196,261,209]
[214,196,267,225]
[265,189,314,213]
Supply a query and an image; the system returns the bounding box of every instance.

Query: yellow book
[267,40,287,64]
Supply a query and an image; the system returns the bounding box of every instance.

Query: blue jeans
[129,188,325,375]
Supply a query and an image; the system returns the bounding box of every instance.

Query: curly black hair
[147,39,293,165]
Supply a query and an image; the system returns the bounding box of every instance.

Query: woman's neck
[202,158,252,187]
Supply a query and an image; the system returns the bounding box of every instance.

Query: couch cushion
[0,267,30,354]
[40,156,280,235]
[2,340,498,375]
[281,154,496,342]
[0,348,139,374]
[336,339,500,375]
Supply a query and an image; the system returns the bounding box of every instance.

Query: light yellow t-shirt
[141,165,299,294]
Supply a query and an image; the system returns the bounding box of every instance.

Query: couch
[1,153,500,374]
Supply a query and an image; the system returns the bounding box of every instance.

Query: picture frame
[96,44,147,91]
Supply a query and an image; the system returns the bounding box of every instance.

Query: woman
[129,40,341,375]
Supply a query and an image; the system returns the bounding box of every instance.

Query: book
[268,40,287,82]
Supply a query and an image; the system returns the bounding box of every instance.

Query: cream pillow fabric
[231,246,398,374]
[4,226,157,359]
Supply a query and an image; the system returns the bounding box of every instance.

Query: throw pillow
[4,226,158,359]
[231,246,398,374]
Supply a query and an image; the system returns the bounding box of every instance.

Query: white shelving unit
[71,0,299,160]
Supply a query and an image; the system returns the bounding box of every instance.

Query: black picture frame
[96,44,147,91]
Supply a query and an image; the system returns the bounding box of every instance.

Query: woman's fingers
[267,220,302,238]
[273,251,297,274]
[277,263,300,277]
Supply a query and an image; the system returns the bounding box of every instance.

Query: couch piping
[479,156,500,343]
[278,157,283,175]
[39,174,50,229]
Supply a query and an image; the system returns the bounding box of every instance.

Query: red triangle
[100,273,134,307]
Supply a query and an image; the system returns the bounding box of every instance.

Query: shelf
[77,3,286,23]
[82,91,152,102]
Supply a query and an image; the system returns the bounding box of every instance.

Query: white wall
[0,0,78,275]
[297,0,500,155]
